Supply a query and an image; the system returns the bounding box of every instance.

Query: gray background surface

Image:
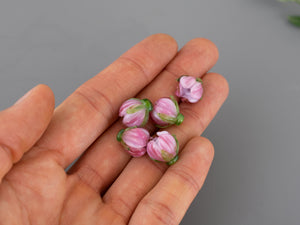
[1,0,300,224]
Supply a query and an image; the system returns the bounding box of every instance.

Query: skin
[0,34,229,225]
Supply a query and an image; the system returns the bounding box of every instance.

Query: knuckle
[182,107,201,122]
[181,107,207,133]
[105,197,131,224]
[75,86,115,119]
[140,198,177,225]
[118,56,150,82]
[171,165,201,193]
[74,165,105,193]
[164,68,181,80]
[164,64,188,79]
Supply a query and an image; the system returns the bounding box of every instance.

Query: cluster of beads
[117,75,203,165]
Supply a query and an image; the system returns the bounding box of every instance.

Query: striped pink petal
[123,127,150,148]
[176,76,203,103]
[119,99,141,117]
[121,128,150,157]
[147,131,177,162]
[123,109,146,127]
[180,76,196,89]
[150,97,180,127]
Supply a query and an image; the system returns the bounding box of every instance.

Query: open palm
[0,34,228,225]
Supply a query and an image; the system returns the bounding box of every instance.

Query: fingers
[70,38,219,193]
[33,34,178,168]
[101,73,228,222]
[0,85,54,182]
[129,137,214,225]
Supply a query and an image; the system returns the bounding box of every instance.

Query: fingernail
[14,87,35,105]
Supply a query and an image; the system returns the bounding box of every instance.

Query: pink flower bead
[151,96,184,128]
[117,127,150,157]
[176,75,203,103]
[119,98,153,127]
[147,131,179,165]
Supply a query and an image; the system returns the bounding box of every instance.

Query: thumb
[0,84,55,182]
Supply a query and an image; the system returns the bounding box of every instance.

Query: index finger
[32,34,178,167]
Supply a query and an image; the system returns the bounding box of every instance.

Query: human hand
[0,34,228,225]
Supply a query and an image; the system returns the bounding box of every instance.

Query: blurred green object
[279,0,300,3]
[280,0,300,27]
[288,16,300,26]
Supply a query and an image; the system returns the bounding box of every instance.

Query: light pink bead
[147,131,179,165]
[151,96,184,128]
[119,98,152,127]
[117,127,150,157]
[176,75,203,103]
